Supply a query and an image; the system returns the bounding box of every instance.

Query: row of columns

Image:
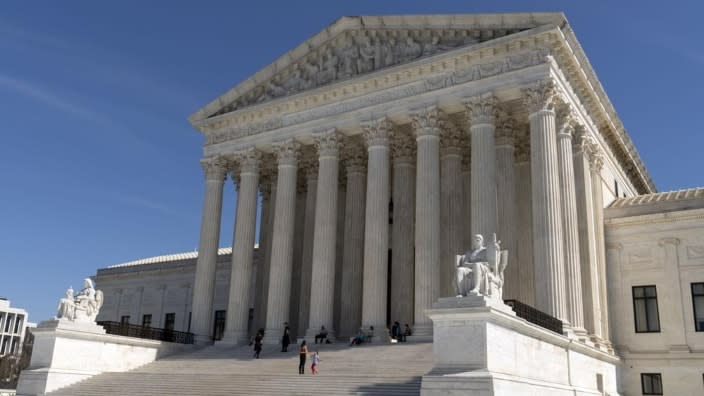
[191,78,611,346]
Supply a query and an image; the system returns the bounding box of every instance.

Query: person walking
[253,329,263,359]
[298,340,309,374]
[281,322,291,352]
[311,350,320,374]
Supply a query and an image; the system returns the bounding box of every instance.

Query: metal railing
[504,299,563,335]
[97,321,194,344]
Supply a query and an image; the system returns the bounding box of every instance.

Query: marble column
[495,111,518,300]
[515,134,535,306]
[288,180,306,337]
[573,133,602,338]
[439,118,464,297]
[462,153,472,249]
[307,130,341,338]
[222,149,261,344]
[465,95,498,241]
[191,157,227,343]
[339,143,367,337]
[412,107,441,335]
[297,158,317,337]
[333,179,347,334]
[253,173,275,334]
[523,81,568,323]
[589,149,610,343]
[555,107,585,333]
[390,132,415,328]
[361,117,391,334]
[265,139,300,341]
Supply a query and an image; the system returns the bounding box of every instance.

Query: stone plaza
[16,12,704,396]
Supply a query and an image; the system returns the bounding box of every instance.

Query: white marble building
[91,12,704,394]
[0,299,29,356]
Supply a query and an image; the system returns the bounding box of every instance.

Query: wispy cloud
[111,193,184,218]
[0,74,109,123]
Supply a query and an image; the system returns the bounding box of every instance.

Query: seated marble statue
[56,278,104,322]
[455,233,509,299]
[56,287,76,320]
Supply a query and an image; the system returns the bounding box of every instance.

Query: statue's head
[83,278,93,289]
[66,287,74,298]
[472,234,484,250]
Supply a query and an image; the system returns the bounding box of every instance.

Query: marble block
[16,320,192,396]
[421,295,620,396]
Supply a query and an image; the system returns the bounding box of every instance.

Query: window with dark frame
[164,313,176,331]
[120,315,130,325]
[692,283,704,331]
[633,285,660,333]
[641,373,663,395]
[142,314,152,328]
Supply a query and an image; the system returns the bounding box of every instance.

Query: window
[13,315,22,334]
[633,286,660,333]
[692,283,704,331]
[187,312,192,332]
[641,373,663,395]
[142,314,152,328]
[120,315,130,325]
[164,313,176,331]
[614,180,619,198]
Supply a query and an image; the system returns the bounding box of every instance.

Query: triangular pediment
[189,13,566,122]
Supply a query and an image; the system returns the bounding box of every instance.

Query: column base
[262,327,284,345]
[304,327,336,344]
[360,324,389,343]
[193,334,214,346]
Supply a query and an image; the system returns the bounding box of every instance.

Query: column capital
[343,141,368,173]
[411,106,441,138]
[362,117,392,148]
[234,147,262,175]
[313,129,341,158]
[200,156,228,182]
[515,140,530,163]
[391,132,416,164]
[495,109,516,147]
[439,119,463,157]
[588,150,604,173]
[522,79,559,114]
[556,103,578,140]
[464,94,498,126]
[272,139,301,167]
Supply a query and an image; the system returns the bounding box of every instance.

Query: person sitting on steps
[314,325,329,344]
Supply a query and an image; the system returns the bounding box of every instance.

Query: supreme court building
[94,13,704,394]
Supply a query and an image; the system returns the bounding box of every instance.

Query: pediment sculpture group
[223,29,482,112]
[56,278,104,322]
[455,233,509,299]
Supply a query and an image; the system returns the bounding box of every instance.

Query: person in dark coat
[298,340,309,374]
[281,322,291,352]
[253,329,264,359]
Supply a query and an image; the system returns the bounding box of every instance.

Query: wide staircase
[48,340,434,396]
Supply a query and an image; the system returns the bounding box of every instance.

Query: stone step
[48,342,432,396]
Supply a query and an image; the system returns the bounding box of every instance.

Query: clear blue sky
[1,0,702,322]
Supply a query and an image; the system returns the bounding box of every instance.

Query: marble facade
[186,13,653,348]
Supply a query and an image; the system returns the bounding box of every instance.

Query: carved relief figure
[456,234,509,299]
[358,36,376,74]
[339,38,359,78]
[400,36,422,61]
[319,48,338,84]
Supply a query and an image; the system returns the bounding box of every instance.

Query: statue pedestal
[16,320,192,396]
[421,295,621,395]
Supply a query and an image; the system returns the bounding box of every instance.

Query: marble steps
[48,341,433,396]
